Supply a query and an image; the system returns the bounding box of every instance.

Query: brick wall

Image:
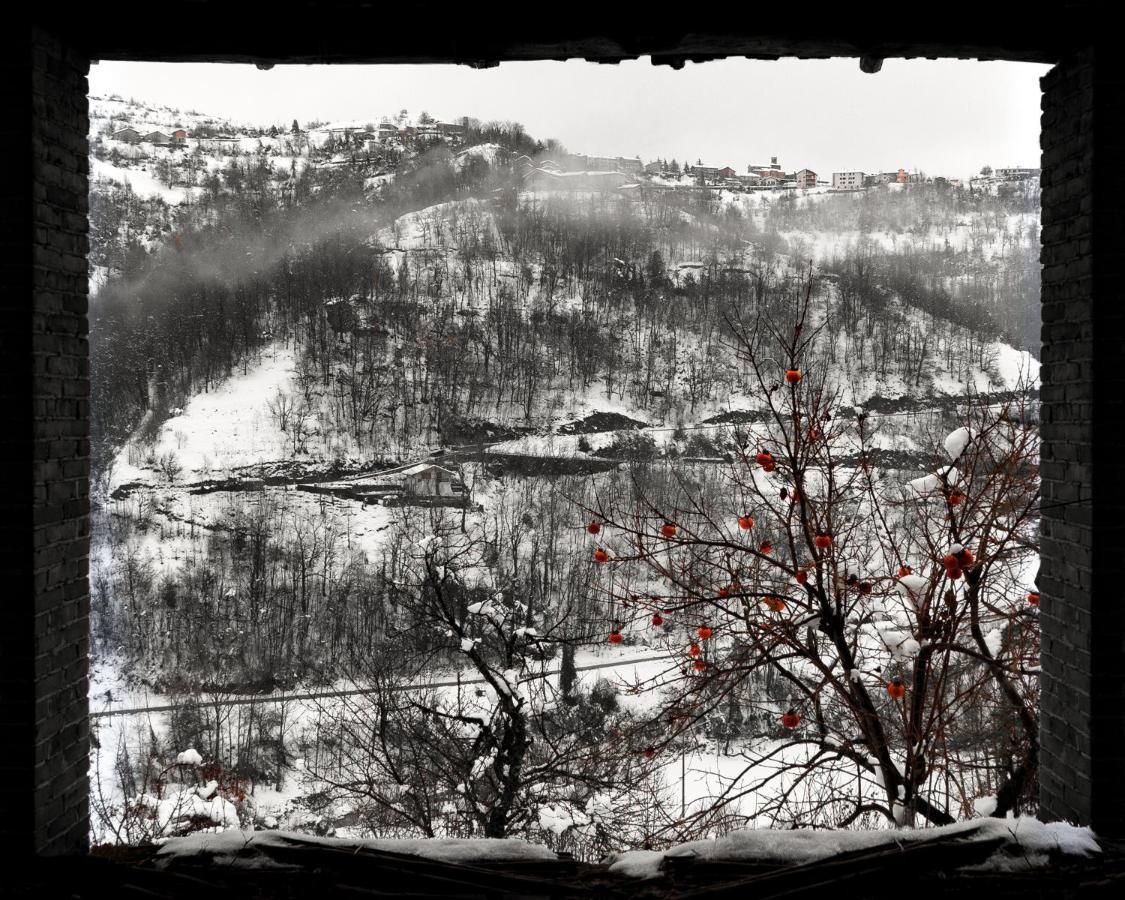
[1039,47,1125,834]
[0,27,90,855]
[1086,47,1125,836]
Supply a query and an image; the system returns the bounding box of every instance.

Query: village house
[832,171,865,190]
[688,164,720,180]
[585,155,617,171]
[995,166,1041,180]
[556,154,643,174]
[795,168,817,188]
[748,156,783,178]
[322,122,373,145]
[144,130,171,145]
[110,126,141,143]
[399,463,461,497]
[527,168,631,192]
[436,121,466,138]
[172,129,187,143]
[717,166,737,178]
[586,155,643,173]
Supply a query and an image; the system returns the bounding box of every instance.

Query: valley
[87,95,1042,853]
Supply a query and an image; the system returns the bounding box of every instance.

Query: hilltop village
[98,99,1037,201]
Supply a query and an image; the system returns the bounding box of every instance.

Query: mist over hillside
[88,96,1039,479]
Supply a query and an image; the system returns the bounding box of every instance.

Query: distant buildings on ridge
[100,109,1039,198]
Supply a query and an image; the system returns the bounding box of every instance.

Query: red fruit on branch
[586,521,601,535]
[781,709,801,729]
[942,554,958,570]
[688,643,701,658]
[764,596,785,612]
[957,548,974,567]
[947,567,963,580]
[949,490,965,506]
[786,368,802,384]
[795,570,808,585]
[738,515,754,530]
[1027,591,1040,606]
[643,747,656,760]
[859,581,873,595]
[697,626,713,640]
[693,659,707,672]
[608,631,623,644]
[898,565,913,577]
[755,451,775,471]
[717,586,730,599]
[660,522,677,538]
[815,533,833,550]
[651,613,664,627]
[594,548,609,563]
[760,541,773,555]
[887,677,906,700]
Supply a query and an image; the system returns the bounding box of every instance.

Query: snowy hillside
[88,94,1044,854]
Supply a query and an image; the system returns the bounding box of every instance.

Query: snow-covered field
[91,158,199,205]
[110,346,300,490]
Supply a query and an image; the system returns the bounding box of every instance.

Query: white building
[995,167,1040,180]
[400,464,460,497]
[832,171,865,190]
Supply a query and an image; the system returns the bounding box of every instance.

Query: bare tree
[583,278,1040,831]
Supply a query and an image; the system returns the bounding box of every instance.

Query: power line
[89,652,673,719]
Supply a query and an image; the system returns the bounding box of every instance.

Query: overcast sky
[90,57,1049,180]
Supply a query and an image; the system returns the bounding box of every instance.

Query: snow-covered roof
[317,120,374,131]
[399,463,458,478]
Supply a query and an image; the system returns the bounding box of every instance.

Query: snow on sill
[606,817,1100,880]
[154,830,560,869]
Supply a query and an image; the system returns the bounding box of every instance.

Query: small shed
[145,131,172,145]
[400,463,460,497]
